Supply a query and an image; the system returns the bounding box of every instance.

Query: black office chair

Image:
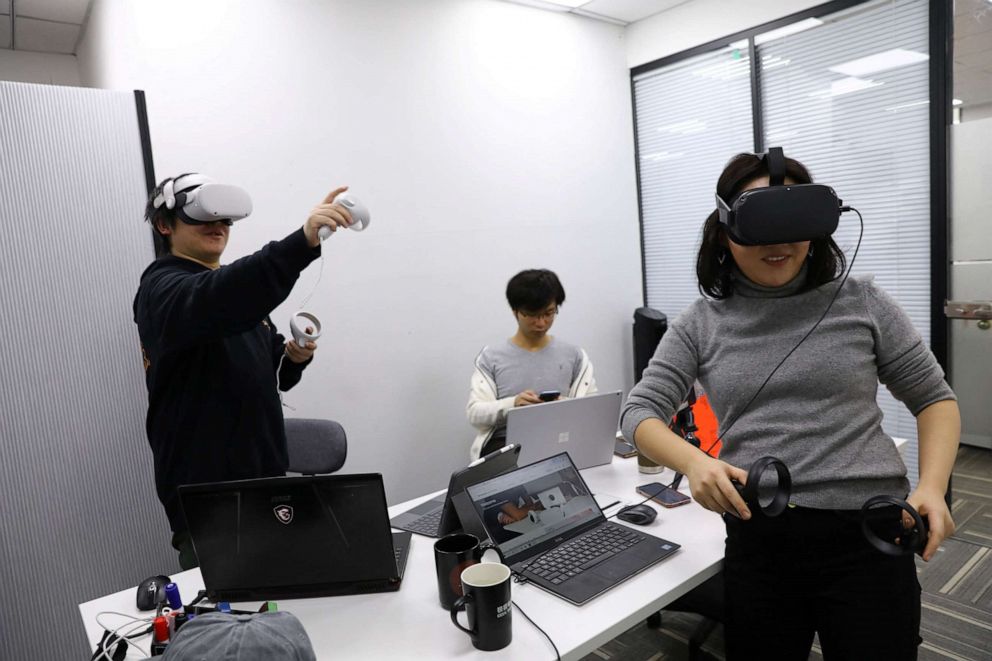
[284,418,348,475]
[648,570,724,660]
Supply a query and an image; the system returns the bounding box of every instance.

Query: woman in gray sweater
[621,151,960,660]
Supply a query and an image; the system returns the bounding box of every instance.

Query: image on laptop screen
[465,454,602,559]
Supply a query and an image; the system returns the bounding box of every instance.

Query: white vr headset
[153,173,253,224]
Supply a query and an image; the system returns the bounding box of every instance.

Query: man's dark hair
[696,152,846,299]
[506,269,566,312]
[144,174,198,258]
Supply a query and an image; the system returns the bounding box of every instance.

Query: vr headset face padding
[715,146,841,246]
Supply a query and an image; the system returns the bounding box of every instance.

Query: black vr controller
[732,456,792,517]
[716,146,843,246]
[860,495,928,557]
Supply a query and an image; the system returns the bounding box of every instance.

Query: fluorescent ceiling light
[810,77,884,99]
[501,0,587,11]
[754,18,823,45]
[952,98,963,106]
[530,0,588,8]
[691,56,750,81]
[762,54,791,72]
[828,49,929,77]
[656,119,707,135]
[642,151,685,163]
[884,100,929,112]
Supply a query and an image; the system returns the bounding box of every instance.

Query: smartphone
[538,390,561,402]
[614,438,637,458]
[636,482,692,508]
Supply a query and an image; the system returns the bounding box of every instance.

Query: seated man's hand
[285,329,317,364]
[514,390,542,407]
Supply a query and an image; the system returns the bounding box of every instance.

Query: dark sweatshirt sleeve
[864,280,956,415]
[269,317,311,391]
[620,316,699,444]
[140,229,319,353]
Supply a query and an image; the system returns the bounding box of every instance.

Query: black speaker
[633,307,667,384]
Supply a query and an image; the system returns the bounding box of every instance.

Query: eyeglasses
[518,308,559,320]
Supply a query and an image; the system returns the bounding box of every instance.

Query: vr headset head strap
[763,146,786,186]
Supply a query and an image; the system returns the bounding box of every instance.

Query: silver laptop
[506,390,621,470]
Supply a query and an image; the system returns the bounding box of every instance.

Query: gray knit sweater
[620,266,956,510]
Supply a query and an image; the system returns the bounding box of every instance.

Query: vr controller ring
[732,456,792,517]
[289,311,322,348]
[860,495,927,557]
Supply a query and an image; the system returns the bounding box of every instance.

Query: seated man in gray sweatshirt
[466,269,596,460]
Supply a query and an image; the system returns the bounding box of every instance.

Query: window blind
[757,0,931,480]
[633,47,754,316]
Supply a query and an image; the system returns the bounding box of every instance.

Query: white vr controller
[289,311,322,349]
[290,193,370,348]
[317,192,370,240]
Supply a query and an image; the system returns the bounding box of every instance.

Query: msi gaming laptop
[180,473,410,601]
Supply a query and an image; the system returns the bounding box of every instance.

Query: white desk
[79,457,726,660]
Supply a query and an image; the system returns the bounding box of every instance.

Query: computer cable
[506,492,665,660]
[512,599,561,661]
[94,611,154,660]
[695,206,864,461]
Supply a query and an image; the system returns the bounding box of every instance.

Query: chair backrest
[284,418,348,475]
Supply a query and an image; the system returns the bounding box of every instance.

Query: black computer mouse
[617,504,657,526]
[136,575,172,611]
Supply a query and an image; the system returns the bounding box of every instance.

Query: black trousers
[723,505,921,661]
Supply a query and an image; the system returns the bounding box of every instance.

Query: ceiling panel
[0,16,9,49]
[953,0,992,111]
[14,16,78,53]
[16,0,89,25]
[580,0,690,23]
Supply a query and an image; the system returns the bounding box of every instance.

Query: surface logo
[558,432,570,444]
[273,505,294,525]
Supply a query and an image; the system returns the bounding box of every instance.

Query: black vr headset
[716,147,842,246]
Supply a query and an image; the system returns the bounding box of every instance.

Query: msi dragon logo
[273,505,294,525]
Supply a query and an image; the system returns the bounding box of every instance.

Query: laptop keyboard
[404,508,443,537]
[520,524,645,585]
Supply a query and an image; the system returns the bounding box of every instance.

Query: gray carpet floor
[581,445,992,661]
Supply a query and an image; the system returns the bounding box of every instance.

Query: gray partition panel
[0,81,176,659]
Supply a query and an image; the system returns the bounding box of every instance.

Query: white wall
[76,0,642,504]
[0,49,79,84]
[626,0,823,68]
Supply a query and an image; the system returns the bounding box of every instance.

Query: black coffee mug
[434,533,484,609]
[449,562,513,651]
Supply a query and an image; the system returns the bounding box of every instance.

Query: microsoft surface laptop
[179,473,410,601]
[506,390,622,470]
[390,444,521,539]
[466,452,680,605]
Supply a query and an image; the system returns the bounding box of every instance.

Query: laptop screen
[465,453,603,559]
[180,474,398,597]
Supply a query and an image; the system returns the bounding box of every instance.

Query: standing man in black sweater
[133,173,353,569]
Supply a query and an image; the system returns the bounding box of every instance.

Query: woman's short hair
[696,152,846,299]
[506,269,566,312]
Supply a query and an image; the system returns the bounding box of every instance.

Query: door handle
[945,301,992,330]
